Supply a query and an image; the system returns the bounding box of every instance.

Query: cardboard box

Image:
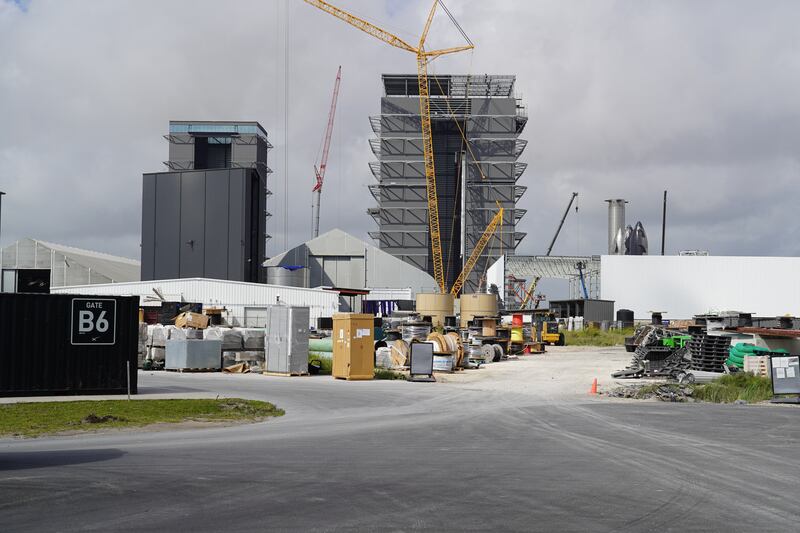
[175,311,209,329]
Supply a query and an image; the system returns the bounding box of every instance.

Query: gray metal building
[368,74,528,293]
[549,299,615,323]
[140,121,272,283]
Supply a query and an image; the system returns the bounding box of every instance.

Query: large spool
[416,293,455,328]
[459,293,499,328]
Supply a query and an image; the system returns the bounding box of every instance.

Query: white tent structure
[1,238,140,291]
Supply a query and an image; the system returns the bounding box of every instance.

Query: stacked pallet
[687,334,732,372]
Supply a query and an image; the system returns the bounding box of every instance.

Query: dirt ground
[437,345,633,398]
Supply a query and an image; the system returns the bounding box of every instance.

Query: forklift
[532,311,565,346]
[541,321,565,346]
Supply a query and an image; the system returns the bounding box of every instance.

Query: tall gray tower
[368,74,528,293]
[141,121,272,282]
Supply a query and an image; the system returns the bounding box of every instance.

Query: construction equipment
[541,319,564,346]
[311,65,342,239]
[575,261,589,299]
[519,192,578,309]
[303,0,473,293]
[450,207,503,296]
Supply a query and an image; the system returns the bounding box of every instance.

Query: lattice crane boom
[519,192,579,309]
[302,0,474,293]
[450,207,504,296]
[312,65,342,238]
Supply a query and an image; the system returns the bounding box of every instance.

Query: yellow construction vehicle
[540,320,565,346]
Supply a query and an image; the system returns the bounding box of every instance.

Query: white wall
[51,278,340,327]
[601,255,800,319]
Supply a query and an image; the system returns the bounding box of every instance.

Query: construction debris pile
[606,384,696,402]
[613,326,692,380]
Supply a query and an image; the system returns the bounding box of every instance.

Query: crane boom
[312,66,342,238]
[519,192,578,309]
[302,0,473,294]
[450,208,504,296]
[301,0,416,53]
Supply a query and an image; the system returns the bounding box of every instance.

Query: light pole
[0,190,5,248]
[0,191,4,292]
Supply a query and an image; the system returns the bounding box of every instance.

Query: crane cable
[438,0,473,46]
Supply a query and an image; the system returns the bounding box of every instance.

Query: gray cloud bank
[1,0,798,262]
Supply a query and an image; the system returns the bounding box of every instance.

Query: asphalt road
[2,361,800,532]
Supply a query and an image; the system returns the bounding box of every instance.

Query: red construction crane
[312,65,342,238]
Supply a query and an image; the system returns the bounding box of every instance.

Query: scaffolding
[369,74,528,293]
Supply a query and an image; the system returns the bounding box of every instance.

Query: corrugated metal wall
[51,278,339,327]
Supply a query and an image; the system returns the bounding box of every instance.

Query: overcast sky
[1,0,798,264]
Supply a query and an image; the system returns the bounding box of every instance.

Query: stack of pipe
[309,337,333,361]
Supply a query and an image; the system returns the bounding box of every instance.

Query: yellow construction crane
[302,0,473,293]
[450,207,504,296]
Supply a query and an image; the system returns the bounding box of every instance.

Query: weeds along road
[2,350,800,532]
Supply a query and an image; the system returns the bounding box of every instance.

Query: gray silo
[605,199,628,255]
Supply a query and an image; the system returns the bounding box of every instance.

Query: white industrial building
[264,228,438,306]
[601,255,800,319]
[51,278,339,327]
[1,238,140,292]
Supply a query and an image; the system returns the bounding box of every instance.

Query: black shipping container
[0,293,139,396]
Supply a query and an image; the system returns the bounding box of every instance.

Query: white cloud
[1,0,798,264]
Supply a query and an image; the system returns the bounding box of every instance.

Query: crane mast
[302,0,473,293]
[312,65,342,238]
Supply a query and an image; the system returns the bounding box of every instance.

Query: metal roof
[1,238,141,283]
[382,74,516,98]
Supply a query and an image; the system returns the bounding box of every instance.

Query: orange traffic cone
[589,378,598,395]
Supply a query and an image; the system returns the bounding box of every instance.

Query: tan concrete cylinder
[415,293,455,328]
[459,293,499,328]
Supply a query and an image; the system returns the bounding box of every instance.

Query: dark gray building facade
[140,121,272,282]
[368,75,528,293]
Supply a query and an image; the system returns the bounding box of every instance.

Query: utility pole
[661,190,667,255]
[0,191,5,292]
[0,191,5,247]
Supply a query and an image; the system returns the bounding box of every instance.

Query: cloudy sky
[1,0,798,265]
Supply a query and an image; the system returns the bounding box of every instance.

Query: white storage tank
[416,293,455,328]
[266,266,307,288]
[459,293,499,328]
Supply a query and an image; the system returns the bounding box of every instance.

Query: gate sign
[71,298,116,345]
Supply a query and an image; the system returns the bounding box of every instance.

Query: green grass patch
[563,327,635,347]
[374,369,407,380]
[693,373,774,404]
[0,398,284,438]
